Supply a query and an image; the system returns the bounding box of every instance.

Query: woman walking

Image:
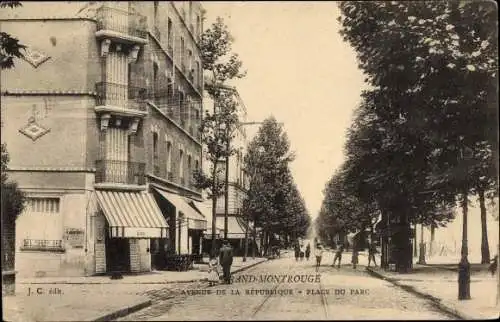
[305,243,311,261]
[294,242,300,261]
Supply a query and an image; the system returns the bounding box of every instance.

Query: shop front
[151,188,207,269]
[94,189,168,274]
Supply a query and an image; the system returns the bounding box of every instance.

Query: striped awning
[152,189,207,230]
[95,190,168,238]
[191,201,224,237]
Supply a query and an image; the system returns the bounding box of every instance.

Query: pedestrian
[315,243,324,272]
[305,243,311,261]
[332,245,344,268]
[207,254,220,286]
[351,247,359,269]
[294,243,300,261]
[299,243,305,261]
[368,240,377,267]
[219,240,234,284]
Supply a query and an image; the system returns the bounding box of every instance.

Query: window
[195,61,200,86]
[154,1,159,21]
[153,132,159,175]
[196,15,201,39]
[179,91,185,126]
[153,62,159,96]
[180,37,185,69]
[166,141,172,179]
[179,149,184,181]
[27,198,60,213]
[153,1,160,40]
[167,18,174,54]
[187,155,192,185]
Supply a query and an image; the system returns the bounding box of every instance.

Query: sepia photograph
[1,1,498,321]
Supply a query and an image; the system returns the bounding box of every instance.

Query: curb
[19,260,269,285]
[232,259,268,275]
[365,267,472,320]
[92,299,152,321]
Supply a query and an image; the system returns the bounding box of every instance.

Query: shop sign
[123,227,163,238]
[65,228,84,248]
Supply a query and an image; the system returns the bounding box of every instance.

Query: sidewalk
[366,263,499,320]
[3,257,267,322]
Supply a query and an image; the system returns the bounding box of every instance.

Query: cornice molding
[2,90,97,96]
[7,167,95,172]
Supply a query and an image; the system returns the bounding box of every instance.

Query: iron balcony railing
[95,160,146,185]
[95,82,147,111]
[96,6,147,39]
[22,239,64,251]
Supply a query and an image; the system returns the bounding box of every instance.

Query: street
[120,252,456,321]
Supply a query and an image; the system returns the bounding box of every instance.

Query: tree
[1,1,25,69]
[196,17,245,255]
[242,116,308,255]
[1,2,26,295]
[338,1,497,271]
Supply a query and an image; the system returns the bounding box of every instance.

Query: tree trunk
[224,139,230,240]
[479,189,490,264]
[381,211,388,270]
[211,163,218,257]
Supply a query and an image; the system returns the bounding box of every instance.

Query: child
[351,247,359,269]
[314,243,324,272]
[207,256,220,286]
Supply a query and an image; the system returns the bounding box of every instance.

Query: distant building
[201,83,254,256]
[1,1,207,277]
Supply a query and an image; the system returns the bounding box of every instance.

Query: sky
[203,2,367,219]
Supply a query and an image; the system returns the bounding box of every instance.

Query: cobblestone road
[119,252,457,321]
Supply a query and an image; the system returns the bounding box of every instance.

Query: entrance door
[105,237,130,272]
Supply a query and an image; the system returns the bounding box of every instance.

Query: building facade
[201,85,253,256]
[1,1,207,277]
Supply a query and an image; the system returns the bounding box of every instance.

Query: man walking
[219,240,234,284]
[332,244,344,268]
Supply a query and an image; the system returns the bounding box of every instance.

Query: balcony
[95,160,146,185]
[95,6,148,44]
[21,239,64,252]
[95,82,147,117]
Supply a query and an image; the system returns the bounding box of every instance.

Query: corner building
[0,1,206,277]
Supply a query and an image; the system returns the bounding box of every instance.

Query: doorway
[105,235,130,272]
